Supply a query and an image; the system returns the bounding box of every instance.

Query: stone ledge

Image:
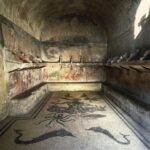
[47,82,102,91]
[11,82,48,100]
[10,84,49,116]
[103,85,150,149]
[0,91,51,136]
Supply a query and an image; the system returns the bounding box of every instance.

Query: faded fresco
[8,63,104,98]
[43,64,105,82]
[2,24,41,63]
[3,17,105,99]
[41,44,107,63]
[2,24,40,57]
[8,68,47,98]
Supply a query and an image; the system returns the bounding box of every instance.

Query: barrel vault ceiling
[0,0,140,41]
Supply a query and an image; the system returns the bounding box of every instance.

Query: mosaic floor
[0,92,148,150]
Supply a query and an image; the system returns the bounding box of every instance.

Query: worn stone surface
[0,24,8,120]
[104,86,150,131]
[7,65,47,99]
[41,43,107,62]
[0,48,8,120]
[1,15,107,63]
[1,22,41,62]
[106,68,150,105]
[0,92,147,150]
[44,64,105,82]
[103,85,150,148]
[10,84,48,116]
[0,15,106,97]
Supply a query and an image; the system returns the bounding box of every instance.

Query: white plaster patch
[134,0,150,39]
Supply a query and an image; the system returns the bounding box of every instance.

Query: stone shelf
[8,63,46,73]
[46,81,103,83]
[11,82,47,100]
[8,62,104,73]
[104,60,150,73]
[45,62,104,67]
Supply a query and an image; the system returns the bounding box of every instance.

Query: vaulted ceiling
[0,0,140,41]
